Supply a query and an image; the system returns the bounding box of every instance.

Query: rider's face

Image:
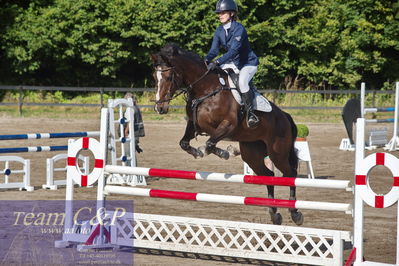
[218,11,232,24]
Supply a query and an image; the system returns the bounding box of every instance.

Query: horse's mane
[160,43,204,66]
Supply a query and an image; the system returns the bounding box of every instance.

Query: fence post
[100,88,104,108]
[372,90,376,119]
[372,90,376,107]
[18,86,23,116]
[272,89,278,103]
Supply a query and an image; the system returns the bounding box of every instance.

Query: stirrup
[246,111,260,128]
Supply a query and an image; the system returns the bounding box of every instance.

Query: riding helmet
[215,0,238,13]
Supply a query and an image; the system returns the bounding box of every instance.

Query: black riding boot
[241,91,260,128]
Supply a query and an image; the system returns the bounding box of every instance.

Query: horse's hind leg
[179,120,204,158]
[289,187,304,225]
[271,152,303,226]
[239,141,283,225]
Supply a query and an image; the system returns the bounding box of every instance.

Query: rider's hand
[207,62,218,71]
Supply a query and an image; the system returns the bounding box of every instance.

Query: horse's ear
[159,53,172,66]
[150,53,158,63]
[158,43,179,66]
[150,53,167,66]
[160,43,179,57]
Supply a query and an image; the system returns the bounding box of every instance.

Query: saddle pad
[231,89,272,113]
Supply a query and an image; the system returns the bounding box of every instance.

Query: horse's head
[151,44,184,114]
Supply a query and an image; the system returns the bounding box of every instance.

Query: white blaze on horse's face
[154,66,171,114]
[155,66,162,102]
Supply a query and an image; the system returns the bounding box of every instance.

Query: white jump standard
[347,118,399,266]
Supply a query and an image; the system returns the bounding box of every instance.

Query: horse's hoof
[226,145,240,156]
[194,149,204,159]
[220,151,229,160]
[198,146,208,156]
[271,213,282,225]
[291,211,304,226]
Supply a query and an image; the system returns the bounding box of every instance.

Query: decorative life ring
[67,137,104,187]
[356,152,399,208]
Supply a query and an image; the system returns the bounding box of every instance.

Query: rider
[205,0,260,128]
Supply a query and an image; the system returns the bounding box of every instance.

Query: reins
[187,69,211,90]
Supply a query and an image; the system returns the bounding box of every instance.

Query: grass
[1,105,394,125]
[0,90,397,123]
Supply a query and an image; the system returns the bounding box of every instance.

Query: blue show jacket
[205,21,259,70]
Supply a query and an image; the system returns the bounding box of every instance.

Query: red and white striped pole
[104,165,351,190]
[104,185,351,213]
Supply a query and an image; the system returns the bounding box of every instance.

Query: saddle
[222,68,257,94]
[223,68,240,91]
[221,68,272,113]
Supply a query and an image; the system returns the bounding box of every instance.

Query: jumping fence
[0,98,140,191]
[54,101,399,265]
[340,81,399,151]
[361,82,399,151]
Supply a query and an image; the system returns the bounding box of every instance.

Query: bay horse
[151,43,302,226]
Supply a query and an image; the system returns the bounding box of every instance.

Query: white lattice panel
[110,212,351,266]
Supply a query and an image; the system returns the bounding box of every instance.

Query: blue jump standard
[0,145,68,153]
[0,132,99,141]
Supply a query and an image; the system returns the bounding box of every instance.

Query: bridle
[154,64,211,105]
[154,66,185,104]
[154,63,228,135]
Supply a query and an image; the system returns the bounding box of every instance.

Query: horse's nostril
[155,105,161,114]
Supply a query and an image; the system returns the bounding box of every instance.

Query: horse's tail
[285,112,298,176]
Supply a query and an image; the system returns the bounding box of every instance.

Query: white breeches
[221,63,257,93]
[238,65,257,93]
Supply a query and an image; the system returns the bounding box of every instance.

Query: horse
[150,43,302,226]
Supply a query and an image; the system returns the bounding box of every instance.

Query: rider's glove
[207,61,218,71]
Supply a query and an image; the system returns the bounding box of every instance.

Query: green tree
[248,0,399,90]
[1,0,398,90]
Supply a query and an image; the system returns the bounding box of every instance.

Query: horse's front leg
[203,119,235,160]
[179,120,204,159]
